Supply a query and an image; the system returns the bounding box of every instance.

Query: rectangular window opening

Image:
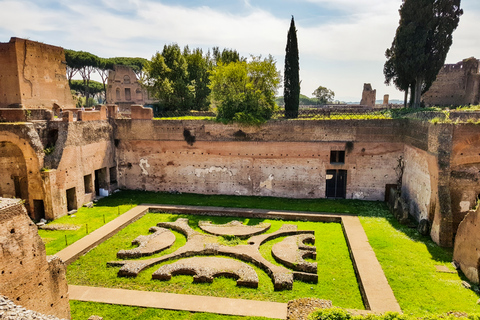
[330,150,345,164]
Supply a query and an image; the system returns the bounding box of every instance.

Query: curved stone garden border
[56,204,402,316]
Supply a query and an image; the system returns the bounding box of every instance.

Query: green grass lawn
[39,190,480,318]
[67,212,363,309]
[70,301,273,320]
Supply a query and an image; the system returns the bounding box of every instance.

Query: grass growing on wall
[70,301,274,320]
[66,212,364,309]
[39,191,480,316]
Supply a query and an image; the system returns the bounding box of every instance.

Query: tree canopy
[312,86,335,105]
[384,0,463,107]
[65,49,149,104]
[284,16,300,118]
[209,55,281,124]
[142,44,193,111]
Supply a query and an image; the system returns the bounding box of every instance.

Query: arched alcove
[0,130,46,220]
[0,141,29,200]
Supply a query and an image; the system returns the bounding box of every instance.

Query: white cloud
[0,0,478,101]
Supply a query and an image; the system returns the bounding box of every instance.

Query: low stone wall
[0,198,69,319]
[131,105,153,120]
[0,109,53,122]
[0,109,27,121]
[77,106,107,122]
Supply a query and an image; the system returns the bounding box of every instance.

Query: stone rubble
[0,296,66,320]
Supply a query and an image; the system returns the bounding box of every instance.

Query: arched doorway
[0,130,46,220]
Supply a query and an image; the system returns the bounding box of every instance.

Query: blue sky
[0,0,478,102]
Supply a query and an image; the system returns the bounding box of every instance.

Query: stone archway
[0,129,46,220]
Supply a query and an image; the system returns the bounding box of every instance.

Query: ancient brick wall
[40,120,116,219]
[115,120,403,201]
[449,124,480,235]
[0,120,116,221]
[0,199,69,318]
[423,57,480,106]
[0,123,46,220]
[0,40,22,108]
[401,145,437,223]
[0,37,74,109]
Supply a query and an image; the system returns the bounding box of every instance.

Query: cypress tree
[284,16,299,118]
[384,0,462,108]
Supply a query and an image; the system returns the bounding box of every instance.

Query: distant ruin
[423,57,480,106]
[106,65,156,111]
[360,83,376,107]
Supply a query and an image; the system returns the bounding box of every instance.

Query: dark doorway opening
[84,174,93,194]
[66,187,77,211]
[94,168,107,196]
[33,200,45,221]
[326,170,347,199]
[109,167,117,185]
[46,129,58,149]
[13,176,22,198]
[385,184,397,202]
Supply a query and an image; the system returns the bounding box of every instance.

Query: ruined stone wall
[0,141,28,199]
[401,145,438,223]
[0,37,74,109]
[40,120,116,219]
[0,40,21,107]
[360,83,376,107]
[449,124,480,235]
[423,57,480,106]
[115,120,403,201]
[0,123,46,220]
[0,120,116,221]
[401,121,455,246]
[454,206,480,284]
[0,199,69,318]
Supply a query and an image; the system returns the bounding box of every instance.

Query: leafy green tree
[142,44,192,111]
[95,58,115,103]
[65,49,81,86]
[284,16,300,118]
[184,47,212,111]
[209,55,281,124]
[109,57,148,79]
[212,47,245,65]
[384,47,412,107]
[70,80,104,105]
[312,86,335,105]
[385,0,462,108]
[65,50,100,102]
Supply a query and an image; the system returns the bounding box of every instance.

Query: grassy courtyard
[66,212,363,308]
[39,190,480,319]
